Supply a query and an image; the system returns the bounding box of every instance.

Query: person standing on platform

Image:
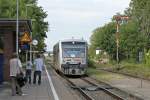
[10,53,23,96]
[33,54,44,85]
[25,58,32,84]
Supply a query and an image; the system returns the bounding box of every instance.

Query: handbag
[16,73,26,87]
[16,59,26,87]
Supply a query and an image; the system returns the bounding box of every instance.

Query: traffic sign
[20,32,31,43]
[21,44,29,50]
[32,39,38,46]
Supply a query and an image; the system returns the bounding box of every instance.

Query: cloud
[38,0,131,51]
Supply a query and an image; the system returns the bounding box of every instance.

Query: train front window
[63,48,85,58]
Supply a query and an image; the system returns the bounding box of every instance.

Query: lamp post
[16,0,19,55]
[114,15,129,69]
[25,4,35,63]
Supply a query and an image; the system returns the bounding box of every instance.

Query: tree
[129,0,150,48]
[89,0,150,63]
[90,22,116,60]
[0,0,48,51]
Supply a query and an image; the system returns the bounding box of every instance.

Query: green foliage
[145,50,150,66]
[87,58,95,68]
[127,0,150,49]
[0,0,48,51]
[118,62,150,78]
[90,22,116,60]
[119,21,147,60]
[89,0,150,63]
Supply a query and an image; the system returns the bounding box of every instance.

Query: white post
[26,5,27,18]
[30,21,32,63]
[16,0,19,55]
[26,51,28,66]
[26,4,34,64]
[26,4,32,63]
[140,79,143,88]
[116,22,119,69]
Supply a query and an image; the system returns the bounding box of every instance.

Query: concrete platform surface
[0,66,83,100]
[0,71,54,100]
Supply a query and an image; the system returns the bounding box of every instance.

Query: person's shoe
[33,82,36,84]
[18,93,22,96]
[29,80,31,84]
[18,92,23,96]
[12,94,16,96]
[38,81,41,85]
[21,93,28,96]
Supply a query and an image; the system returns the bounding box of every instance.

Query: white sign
[96,50,100,55]
[32,39,38,46]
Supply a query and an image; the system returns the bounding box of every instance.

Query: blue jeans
[33,71,41,85]
[26,69,32,84]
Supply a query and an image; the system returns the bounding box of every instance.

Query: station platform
[0,70,54,100]
[0,65,82,100]
[1,66,150,100]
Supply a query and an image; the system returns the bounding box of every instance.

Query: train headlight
[66,62,70,65]
[72,41,75,44]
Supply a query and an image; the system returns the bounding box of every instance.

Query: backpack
[16,73,27,87]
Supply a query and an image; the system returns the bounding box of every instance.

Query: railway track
[61,74,141,100]
[68,77,124,100]
[82,77,143,100]
[65,77,94,100]
[50,62,143,100]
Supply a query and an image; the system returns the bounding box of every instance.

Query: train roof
[53,39,87,47]
[60,39,87,43]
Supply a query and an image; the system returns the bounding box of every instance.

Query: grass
[88,61,150,79]
[86,68,124,82]
[119,63,150,78]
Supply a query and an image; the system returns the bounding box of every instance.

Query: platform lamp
[30,19,36,63]
[16,0,19,55]
[25,3,35,63]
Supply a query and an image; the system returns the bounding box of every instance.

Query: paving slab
[0,71,54,100]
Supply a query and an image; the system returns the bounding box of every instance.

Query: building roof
[0,19,32,32]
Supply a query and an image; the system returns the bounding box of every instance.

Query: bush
[88,58,96,68]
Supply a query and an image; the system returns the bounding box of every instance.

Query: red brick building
[0,19,31,81]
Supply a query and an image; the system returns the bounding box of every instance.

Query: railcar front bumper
[61,64,87,75]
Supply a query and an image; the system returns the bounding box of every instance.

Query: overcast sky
[38,0,131,51]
